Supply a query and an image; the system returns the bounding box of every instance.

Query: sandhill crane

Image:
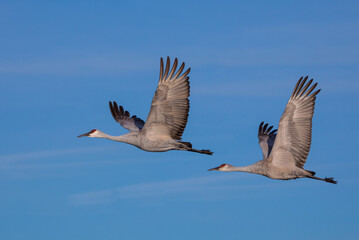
[78,57,212,155]
[208,77,337,184]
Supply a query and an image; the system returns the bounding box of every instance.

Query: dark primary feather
[109,101,145,132]
[258,122,277,160]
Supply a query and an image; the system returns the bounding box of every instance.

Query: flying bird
[208,77,336,184]
[78,57,212,155]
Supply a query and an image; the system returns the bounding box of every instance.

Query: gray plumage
[78,57,212,155]
[142,57,190,141]
[209,76,337,184]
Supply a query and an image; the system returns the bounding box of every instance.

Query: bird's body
[78,57,212,155]
[223,160,313,180]
[87,130,195,152]
[209,77,337,184]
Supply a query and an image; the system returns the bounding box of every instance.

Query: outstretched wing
[142,57,190,140]
[268,76,320,168]
[258,122,277,160]
[109,101,145,132]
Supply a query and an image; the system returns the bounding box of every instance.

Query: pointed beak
[77,132,90,138]
[208,167,219,171]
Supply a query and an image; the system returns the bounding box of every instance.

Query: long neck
[95,131,138,145]
[228,162,266,175]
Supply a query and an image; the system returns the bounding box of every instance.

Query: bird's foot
[200,149,213,155]
[324,177,337,184]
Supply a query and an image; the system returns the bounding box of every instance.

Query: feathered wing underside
[109,101,145,132]
[268,76,320,168]
[142,57,190,140]
[258,122,277,160]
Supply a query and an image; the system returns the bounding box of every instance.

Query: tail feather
[179,141,192,148]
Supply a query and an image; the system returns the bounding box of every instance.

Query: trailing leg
[178,141,213,155]
[188,148,213,155]
[307,175,337,184]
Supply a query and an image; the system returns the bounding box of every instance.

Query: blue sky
[1,0,358,239]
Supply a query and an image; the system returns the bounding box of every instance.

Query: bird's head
[77,129,99,138]
[208,164,232,172]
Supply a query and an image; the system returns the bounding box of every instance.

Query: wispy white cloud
[243,22,359,37]
[192,79,293,97]
[192,77,359,97]
[189,47,358,69]
[0,146,131,180]
[321,79,359,93]
[1,22,358,77]
[0,146,114,163]
[68,174,279,206]
[0,159,123,170]
[0,55,155,76]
